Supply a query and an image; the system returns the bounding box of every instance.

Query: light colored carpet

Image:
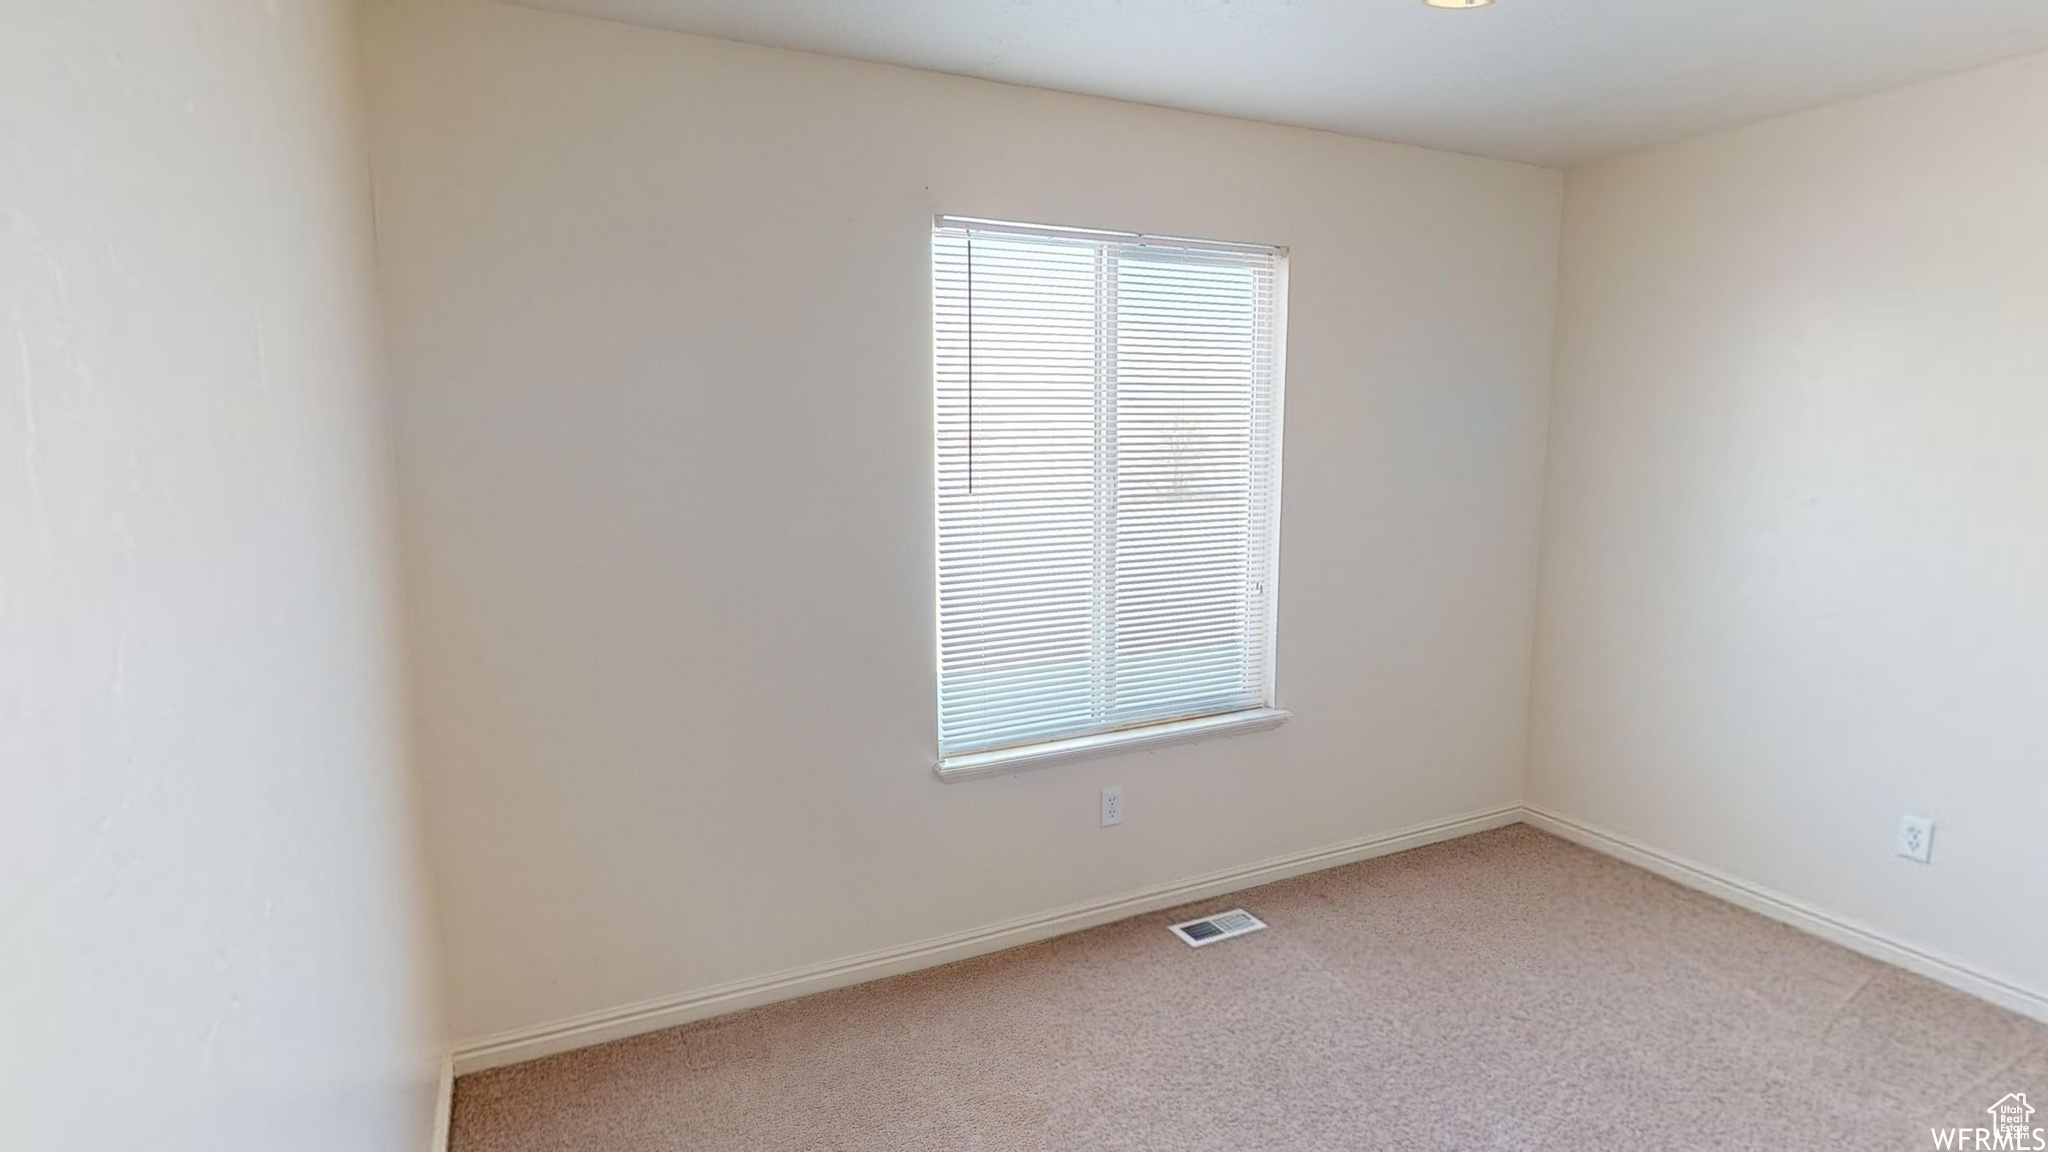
[452,826,2047,1151]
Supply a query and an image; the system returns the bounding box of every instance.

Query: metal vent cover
[1169,908,1267,947]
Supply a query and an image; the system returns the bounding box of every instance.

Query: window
[933,216,1287,775]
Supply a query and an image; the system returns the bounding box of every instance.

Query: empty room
[8,0,2048,1149]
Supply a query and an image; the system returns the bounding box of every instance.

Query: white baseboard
[429,1052,453,1152]
[1521,803,2048,1026]
[449,801,1524,1073]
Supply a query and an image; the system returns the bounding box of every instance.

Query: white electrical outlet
[1895,815,1934,864]
[1100,786,1123,827]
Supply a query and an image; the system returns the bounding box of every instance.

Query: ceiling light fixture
[1424,0,1494,7]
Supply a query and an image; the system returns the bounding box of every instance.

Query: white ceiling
[510,0,2048,167]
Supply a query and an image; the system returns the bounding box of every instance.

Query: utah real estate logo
[1932,1093,2043,1150]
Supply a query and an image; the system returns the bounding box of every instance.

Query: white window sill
[936,707,1291,783]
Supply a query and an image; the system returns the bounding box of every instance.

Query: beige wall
[1533,52,2048,1000]
[362,0,1561,1045]
[0,1,441,1149]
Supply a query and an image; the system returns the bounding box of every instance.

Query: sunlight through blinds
[934,217,1284,757]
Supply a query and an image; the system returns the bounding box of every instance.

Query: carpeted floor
[452,825,2047,1151]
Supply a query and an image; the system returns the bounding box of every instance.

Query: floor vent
[1169,909,1267,948]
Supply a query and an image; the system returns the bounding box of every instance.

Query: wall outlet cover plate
[1895,815,1934,864]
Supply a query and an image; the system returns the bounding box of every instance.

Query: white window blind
[933,216,1284,761]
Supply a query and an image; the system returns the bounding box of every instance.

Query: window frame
[930,216,1290,780]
